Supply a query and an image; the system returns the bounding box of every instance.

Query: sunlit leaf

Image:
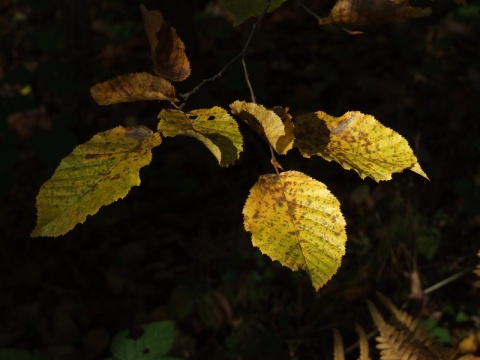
[243,171,347,290]
[319,0,431,25]
[158,107,243,166]
[90,72,177,105]
[31,126,161,237]
[333,328,345,360]
[294,111,428,182]
[140,4,190,82]
[229,101,293,155]
[221,0,287,25]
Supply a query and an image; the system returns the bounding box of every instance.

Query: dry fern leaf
[333,328,345,360]
[355,323,371,360]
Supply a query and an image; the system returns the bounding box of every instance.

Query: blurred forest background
[0,0,479,359]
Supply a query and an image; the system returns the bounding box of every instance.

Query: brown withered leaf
[319,0,431,26]
[90,72,177,105]
[140,4,191,82]
[7,106,52,139]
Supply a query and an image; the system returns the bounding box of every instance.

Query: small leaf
[294,111,428,182]
[158,107,243,167]
[221,0,287,25]
[90,72,177,105]
[243,171,347,290]
[140,4,190,82]
[31,126,161,237]
[230,101,292,155]
[319,0,431,25]
[111,321,176,360]
[355,323,371,360]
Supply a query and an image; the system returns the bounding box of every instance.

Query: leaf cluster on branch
[32,0,430,291]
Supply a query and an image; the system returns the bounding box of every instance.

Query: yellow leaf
[140,4,191,82]
[319,0,431,25]
[294,111,428,182]
[158,107,243,167]
[90,72,177,105]
[243,171,347,290]
[31,126,161,237]
[229,101,293,155]
[333,328,345,360]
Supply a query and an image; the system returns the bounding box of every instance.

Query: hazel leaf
[229,101,293,155]
[140,4,191,82]
[243,171,347,290]
[90,72,177,105]
[158,107,243,167]
[294,111,428,182]
[319,0,431,25]
[31,126,161,237]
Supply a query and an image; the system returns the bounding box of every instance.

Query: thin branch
[296,0,322,22]
[179,0,271,110]
[242,0,271,103]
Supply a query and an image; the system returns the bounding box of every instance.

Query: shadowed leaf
[140,4,190,82]
[90,72,177,105]
[243,171,347,290]
[221,0,287,25]
[294,111,428,182]
[158,107,243,167]
[319,0,431,25]
[31,126,161,237]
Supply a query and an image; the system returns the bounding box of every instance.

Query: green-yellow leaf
[90,72,177,105]
[221,0,287,25]
[294,111,428,182]
[229,101,293,155]
[31,126,161,237]
[158,107,243,167]
[243,171,347,290]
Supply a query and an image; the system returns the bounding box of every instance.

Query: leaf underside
[140,4,191,82]
[294,111,428,182]
[31,126,161,237]
[90,72,177,105]
[158,107,243,167]
[319,0,431,25]
[243,171,347,290]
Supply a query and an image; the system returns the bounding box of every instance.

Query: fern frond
[355,323,371,360]
[376,292,436,350]
[367,300,450,360]
[333,328,345,360]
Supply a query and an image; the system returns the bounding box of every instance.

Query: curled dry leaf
[140,4,191,82]
[90,72,177,105]
[229,101,293,155]
[319,0,431,25]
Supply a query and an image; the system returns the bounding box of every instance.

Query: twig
[296,0,322,22]
[179,0,271,110]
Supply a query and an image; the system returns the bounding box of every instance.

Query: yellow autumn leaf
[243,171,347,290]
[294,111,428,182]
[229,101,294,155]
[158,107,243,167]
[319,0,431,25]
[31,126,161,237]
[90,72,177,105]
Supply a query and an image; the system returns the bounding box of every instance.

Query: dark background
[1,0,479,359]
